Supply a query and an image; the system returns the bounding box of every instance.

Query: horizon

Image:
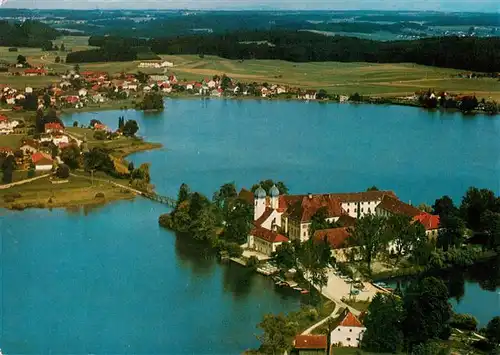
[0,0,499,13]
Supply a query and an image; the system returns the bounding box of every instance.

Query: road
[0,174,50,190]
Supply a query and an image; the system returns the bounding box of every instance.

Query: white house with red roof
[414,212,441,238]
[0,114,19,134]
[31,152,53,171]
[44,122,64,134]
[330,310,366,347]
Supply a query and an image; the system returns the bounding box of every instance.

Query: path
[301,304,342,335]
[0,174,50,190]
[70,173,144,195]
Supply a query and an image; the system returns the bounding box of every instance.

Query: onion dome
[270,184,280,197]
[255,186,266,199]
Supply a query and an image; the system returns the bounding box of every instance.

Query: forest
[69,31,500,72]
[0,20,59,48]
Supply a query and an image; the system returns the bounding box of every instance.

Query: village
[0,58,497,117]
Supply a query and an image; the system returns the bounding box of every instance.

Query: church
[242,185,439,257]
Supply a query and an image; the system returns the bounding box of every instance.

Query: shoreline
[0,137,162,211]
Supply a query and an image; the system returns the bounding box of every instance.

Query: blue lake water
[1,99,499,353]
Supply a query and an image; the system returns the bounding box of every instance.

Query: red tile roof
[254,208,274,227]
[0,114,8,122]
[0,147,13,154]
[31,152,52,164]
[294,335,327,350]
[313,227,351,249]
[330,190,397,203]
[339,311,364,328]
[44,122,63,131]
[337,214,357,227]
[288,195,345,222]
[24,68,46,74]
[251,226,288,244]
[414,213,440,230]
[377,195,422,217]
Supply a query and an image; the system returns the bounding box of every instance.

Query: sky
[1,0,498,12]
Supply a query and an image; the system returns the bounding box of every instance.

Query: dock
[230,257,247,266]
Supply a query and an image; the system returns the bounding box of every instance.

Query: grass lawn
[342,299,371,313]
[0,134,24,149]
[0,173,134,209]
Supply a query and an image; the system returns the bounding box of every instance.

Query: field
[1,36,499,99]
[0,134,24,149]
[0,174,135,210]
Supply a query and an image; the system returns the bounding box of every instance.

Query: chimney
[308,193,312,199]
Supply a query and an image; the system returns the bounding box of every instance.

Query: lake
[1,99,499,353]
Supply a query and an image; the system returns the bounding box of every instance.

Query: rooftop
[250,226,288,244]
[294,335,327,350]
[287,194,345,222]
[377,195,422,217]
[313,227,351,249]
[414,213,440,230]
[339,311,364,328]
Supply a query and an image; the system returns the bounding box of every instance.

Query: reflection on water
[222,263,255,299]
[174,232,217,276]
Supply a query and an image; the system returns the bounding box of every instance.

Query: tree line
[67,31,500,73]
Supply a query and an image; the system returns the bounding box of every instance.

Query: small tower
[254,186,267,221]
[270,184,280,210]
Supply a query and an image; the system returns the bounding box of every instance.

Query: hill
[0,20,60,48]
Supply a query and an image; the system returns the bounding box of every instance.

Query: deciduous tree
[362,293,404,353]
[403,277,452,348]
[347,215,387,274]
[257,314,297,355]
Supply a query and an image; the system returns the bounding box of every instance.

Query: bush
[471,339,495,352]
[48,197,53,204]
[158,213,173,229]
[450,313,478,331]
[73,121,78,127]
[56,164,70,179]
[225,242,243,257]
[8,47,18,52]
[95,192,105,199]
[93,130,107,140]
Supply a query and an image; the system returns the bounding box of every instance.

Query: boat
[301,290,310,294]
[293,287,302,291]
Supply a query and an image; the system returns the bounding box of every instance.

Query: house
[78,88,88,97]
[52,135,70,145]
[20,140,39,155]
[5,96,15,105]
[305,90,317,100]
[207,79,216,88]
[211,88,222,97]
[44,122,64,134]
[276,86,287,95]
[414,212,441,238]
[31,152,53,171]
[375,195,422,219]
[64,96,80,105]
[0,147,13,156]
[25,87,33,94]
[60,81,71,89]
[293,335,328,355]
[91,94,105,103]
[186,83,194,90]
[330,310,366,348]
[261,87,270,98]
[93,123,109,132]
[339,95,349,103]
[0,115,19,134]
[247,226,289,256]
[24,68,47,76]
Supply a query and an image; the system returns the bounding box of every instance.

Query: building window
[350,329,352,332]
[338,329,341,331]
[354,208,357,213]
[368,208,371,213]
[303,231,306,237]
[347,209,350,213]
[346,338,351,341]
[361,208,364,212]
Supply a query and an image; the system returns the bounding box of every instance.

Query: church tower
[254,186,267,221]
[270,184,280,210]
